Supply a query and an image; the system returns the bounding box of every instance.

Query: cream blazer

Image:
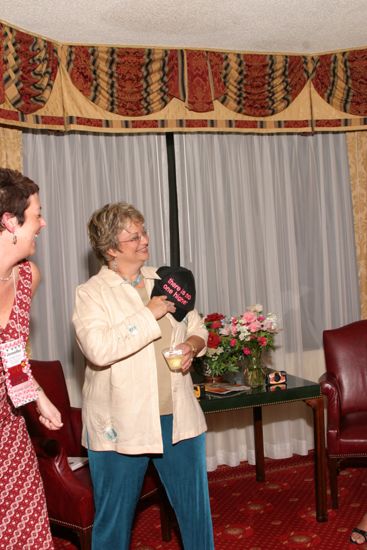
[72,265,208,454]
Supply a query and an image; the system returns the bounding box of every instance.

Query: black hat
[151,266,196,322]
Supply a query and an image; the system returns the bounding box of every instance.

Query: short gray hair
[88,202,144,264]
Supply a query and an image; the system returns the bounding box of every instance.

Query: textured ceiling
[1,0,367,53]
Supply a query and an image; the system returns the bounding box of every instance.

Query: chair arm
[31,437,81,476]
[31,436,63,459]
[31,437,94,526]
[319,372,341,434]
[33,438,80,478]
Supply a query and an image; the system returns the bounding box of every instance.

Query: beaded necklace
[121,272,143,287]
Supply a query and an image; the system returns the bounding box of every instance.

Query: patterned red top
[0,261,54,549]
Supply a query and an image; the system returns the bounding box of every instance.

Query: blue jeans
[88,414,214,550]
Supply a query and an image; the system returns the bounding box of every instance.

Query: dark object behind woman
[73,202,214,549]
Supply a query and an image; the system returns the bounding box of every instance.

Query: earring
[111,258,118,272]
[12,234,17,245]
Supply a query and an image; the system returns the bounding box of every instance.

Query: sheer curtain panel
[174,132,360,470]
[23,132,170,405]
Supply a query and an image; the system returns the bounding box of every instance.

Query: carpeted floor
[53,453,367,549]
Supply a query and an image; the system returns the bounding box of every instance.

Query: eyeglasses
[118,228,149,245]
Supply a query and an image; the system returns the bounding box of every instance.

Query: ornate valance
[312,50,367,116]
[66,46,185,117]
[1,21,367,133]
[3,25,59,114]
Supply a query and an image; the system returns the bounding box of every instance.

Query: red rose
[208,331,221,348]
[205,313,225,323]
[210,320,223,329]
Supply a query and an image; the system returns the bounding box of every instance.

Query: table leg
[305,397,328,522]
[253,406,265,481]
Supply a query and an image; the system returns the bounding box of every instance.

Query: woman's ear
[107,248,117,260]
[107,249,118,272]
[1,212,18,233]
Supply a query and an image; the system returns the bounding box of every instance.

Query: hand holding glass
[162,347,184,372]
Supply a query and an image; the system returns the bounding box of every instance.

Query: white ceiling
[1,0,367,54]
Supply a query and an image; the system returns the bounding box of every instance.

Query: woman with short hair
[0,168,63,549]
[73,201,214,550]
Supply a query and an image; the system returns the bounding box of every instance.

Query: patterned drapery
[1,24,59,114]
[313,50,367,116]
[1,20,367,133]
[66,46,185,116]
[0,126,22,170]
[347,132,367,318]
[208,52,313,116]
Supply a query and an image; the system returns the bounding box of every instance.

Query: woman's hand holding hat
[147,295,176,320]
[151,266,196,322]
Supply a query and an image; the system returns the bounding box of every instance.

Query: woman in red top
[0,168,63,549]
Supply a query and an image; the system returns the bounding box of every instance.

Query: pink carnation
[230,338,237,347]
[243,311,257,323]
[242,347,252,355]
[257,336,268,347]
[248,320,261,332]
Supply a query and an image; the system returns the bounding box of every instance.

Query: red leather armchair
[21,359,172,549]
[320,320,367,508]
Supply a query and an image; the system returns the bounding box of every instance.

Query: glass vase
[244,349,265,388]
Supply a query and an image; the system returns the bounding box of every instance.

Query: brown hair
[88,202,145,264]
[0,168,39,229]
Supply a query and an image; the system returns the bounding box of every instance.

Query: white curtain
[22,131,360,470]
[23,132,170,405]
[174,133,360,470]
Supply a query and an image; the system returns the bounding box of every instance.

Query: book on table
[204,382,250,395]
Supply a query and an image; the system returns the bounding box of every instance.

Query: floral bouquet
[201,305,280,379]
